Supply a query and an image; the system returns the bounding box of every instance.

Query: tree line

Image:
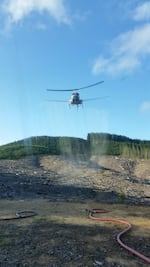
[0,133,150,159]
[87,133,150,159]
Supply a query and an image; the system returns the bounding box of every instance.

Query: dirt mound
[39,155,150,204]
[0,155,149,203]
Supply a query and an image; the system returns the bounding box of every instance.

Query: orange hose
[87,208,150,264]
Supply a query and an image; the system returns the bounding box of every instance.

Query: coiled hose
[87,208,150,264]
[0,211,37,221]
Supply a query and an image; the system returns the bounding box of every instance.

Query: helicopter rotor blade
[78,81,104,90]
[46,81,104,92]
[47,89,72,92]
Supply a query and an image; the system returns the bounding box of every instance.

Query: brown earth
[0,155,149,267]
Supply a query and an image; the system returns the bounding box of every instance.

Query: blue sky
[0,0,150,145]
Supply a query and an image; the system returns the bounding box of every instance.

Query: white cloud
[92,23,150,76]
[133,1,150,21]
[1,0,71,28]
[36,22,47,30]
[140,101,150,112]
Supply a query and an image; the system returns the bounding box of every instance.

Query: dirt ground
[0,155,149,267]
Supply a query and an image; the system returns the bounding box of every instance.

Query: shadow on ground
[0,171,149,206]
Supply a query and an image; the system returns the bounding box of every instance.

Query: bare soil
[0,155,149,267]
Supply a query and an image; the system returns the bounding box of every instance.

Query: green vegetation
[87,133,150,159]
[118,192,126,202]
[0,136,89,159]
[0,238,13,248]
[0,133,150,160]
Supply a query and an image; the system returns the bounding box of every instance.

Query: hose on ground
[86,208,150,264]
[0,211,37,221]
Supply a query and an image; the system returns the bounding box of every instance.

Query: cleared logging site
[0,152,149,267]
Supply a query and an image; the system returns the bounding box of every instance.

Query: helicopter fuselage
[69,92,83,106]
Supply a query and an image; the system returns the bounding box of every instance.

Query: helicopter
[46,81,107,108]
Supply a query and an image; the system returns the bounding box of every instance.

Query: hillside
[0,154,149,204]
[0,133,150,159]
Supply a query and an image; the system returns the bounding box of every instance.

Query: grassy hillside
[0,133,150,159]
[87,133,150,159]
[0,136,89,159]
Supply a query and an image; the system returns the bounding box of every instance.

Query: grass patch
[0,238,13,248]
